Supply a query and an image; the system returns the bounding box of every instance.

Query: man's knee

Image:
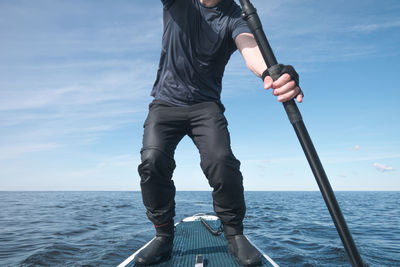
[138,148,176,182]
[200,149,240,174]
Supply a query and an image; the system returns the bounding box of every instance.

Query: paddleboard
[118,213,279,267]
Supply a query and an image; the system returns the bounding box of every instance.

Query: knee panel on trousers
[200,150,242,185]
[138,148,176,184]
[138,148,176,225]
[198,149,245,227]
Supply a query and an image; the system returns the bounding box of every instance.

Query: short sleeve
[228,3,251,40]
[231,16,251,40]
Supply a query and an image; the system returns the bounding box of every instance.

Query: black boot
[134,235,173,265]
[227,235,262,266]
[134,221,174,265]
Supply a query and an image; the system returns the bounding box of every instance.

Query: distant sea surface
[0,191,399,267]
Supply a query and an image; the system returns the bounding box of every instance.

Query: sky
[0,0,399,191]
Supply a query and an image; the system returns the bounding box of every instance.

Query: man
[135,0,303,265]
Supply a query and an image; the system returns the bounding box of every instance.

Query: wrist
[261,69,269,81]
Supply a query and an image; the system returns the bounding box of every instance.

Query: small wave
[54,227,95,237]
[115,204,131,209]
[20,242,80,266]
[2,191,398,266]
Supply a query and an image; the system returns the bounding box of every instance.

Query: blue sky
[0,0,399,191]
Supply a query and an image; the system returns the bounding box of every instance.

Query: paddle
[238,1,365,266]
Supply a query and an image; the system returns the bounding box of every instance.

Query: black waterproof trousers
[138,100,245,236]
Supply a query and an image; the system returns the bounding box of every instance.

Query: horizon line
[0,190,399,192]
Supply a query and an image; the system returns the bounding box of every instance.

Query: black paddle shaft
[238,1,364,266]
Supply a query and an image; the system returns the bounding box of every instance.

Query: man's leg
[188,102,261,266]
[188,102,245,234]
[136,101,186,265]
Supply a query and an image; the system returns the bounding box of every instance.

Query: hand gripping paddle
[238,1,365,266]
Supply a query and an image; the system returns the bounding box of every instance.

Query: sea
[0,191,399,267]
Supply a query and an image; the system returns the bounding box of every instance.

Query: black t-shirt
[151,0,251,106]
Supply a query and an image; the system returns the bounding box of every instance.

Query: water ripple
[0,191,399,266]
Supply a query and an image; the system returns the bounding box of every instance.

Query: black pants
[138,100,245,236]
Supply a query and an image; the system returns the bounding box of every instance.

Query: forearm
[235,33,267,78]
[235,33,303,103]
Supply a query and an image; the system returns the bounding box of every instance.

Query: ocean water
[0,191,399,267]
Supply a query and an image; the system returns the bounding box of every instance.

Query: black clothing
[227,235,262,266]
[152,0,251,106]
[138,0,251,238]
[138,101,245,235]
[134,235,174,265]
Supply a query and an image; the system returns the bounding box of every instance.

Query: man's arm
[235,33,303,103]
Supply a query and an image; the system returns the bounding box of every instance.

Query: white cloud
[244,159,272,164]
[0,58,155,158]
[66,154,140,179]
[351,20,400,33]
[320,152,400,164]
[248,0,400,63]
[0,1,164,163]
[0,60,155,112]
[0,143,62,160]
[350,145,361,151]
[243,156,306,165]
[373,162,395,173]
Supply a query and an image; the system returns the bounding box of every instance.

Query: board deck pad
[121,215,278,267]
